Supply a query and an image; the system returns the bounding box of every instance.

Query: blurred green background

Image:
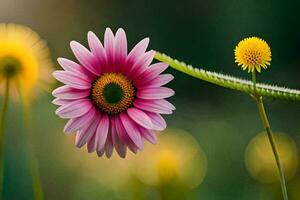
[1,0,300,199]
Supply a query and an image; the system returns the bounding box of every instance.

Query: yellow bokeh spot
[134,129,207,188]
[156,149,180,181]
[245,132,298,184]
[0,23,53,101]
[234,37,271,73]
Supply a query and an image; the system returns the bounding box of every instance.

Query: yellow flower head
[0,23,53,101]
[234,37,271,73]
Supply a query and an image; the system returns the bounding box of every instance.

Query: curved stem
[17,86,43,200]
[154,52,300,101]
[255,96,288,200]
[0,78,9,200]
[252,72,288,200]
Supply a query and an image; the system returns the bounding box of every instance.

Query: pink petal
[55,99,93,119]
[75,114,100,148]
[120,113,143,150]
[111,118,127,158]
[87,133,97,153]
[104,133,114,158]
[52,85,90,100]
[95,114,109,150]
[146,112,167,131]
[114,116,139,154]
[52,98,73,106]
[134,62,168,84]
[113,116,128,143]
[87,31,107,72]
[129,50,155,79]
[137,87,175,99]
[57,57,80,72]
[136,74,174,89]
[53,70,90,82]
[114,28,127,69]
[127,107,153,129]
[97,148,105,157]
[127,142,139,154]
[64,108,96,133]
[57,57,95,79]
[53,71,91,90]
[139,127,157,144]
[126,38,149,67]
[133,99,175,114]
[148,74,174,87]
[70,41,99,75]
[104,28,115,71]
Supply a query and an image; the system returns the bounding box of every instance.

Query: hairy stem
[154,52,300,101]
[0,78,9,200]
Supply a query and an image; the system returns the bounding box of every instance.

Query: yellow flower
[234,37,271,73]
[245,132,298,184]
[0,23,53,101]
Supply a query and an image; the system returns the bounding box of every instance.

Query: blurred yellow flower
[245,132,298,184]
[134,129,207,189]
[234,37,271,73]
[0,23,53,101]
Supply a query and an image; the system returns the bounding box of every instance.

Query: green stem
[0,78,9,200]
[255,97,288,200]
[18,87,43,200]
[23,102,44,200]
[252,71,257,94]
[252,73,288,200]
[158,184,168,200]
[154,52,300,101]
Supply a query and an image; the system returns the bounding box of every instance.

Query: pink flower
[52,28,175,158]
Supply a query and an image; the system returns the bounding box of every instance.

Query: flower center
[103,83,124,104]
[234,37,271,72]
[0,56,22,78]
[91,73,135,115]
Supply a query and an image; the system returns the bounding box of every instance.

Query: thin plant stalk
[0,78,10,200]
[252,71,288,200]
[18,85,44,200]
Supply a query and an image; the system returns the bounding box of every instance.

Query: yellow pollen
[91,73,135,115]
[234,37,271,73]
